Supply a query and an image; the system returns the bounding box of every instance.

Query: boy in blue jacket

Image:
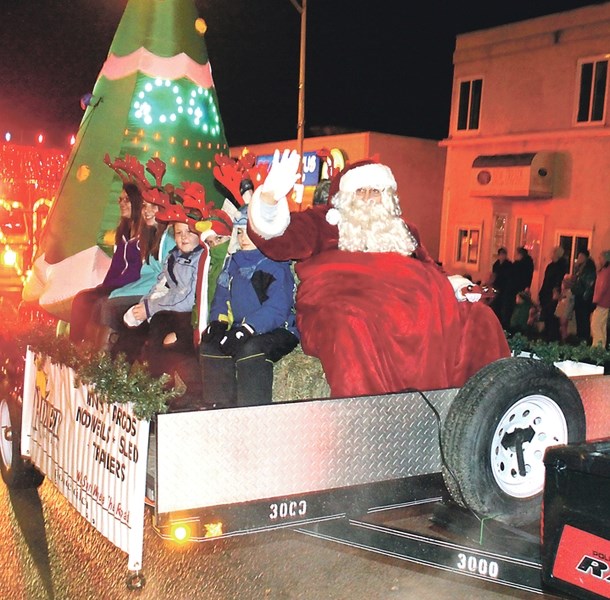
[200,207,299,407]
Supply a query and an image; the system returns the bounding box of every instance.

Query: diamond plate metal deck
[156,389,459,514]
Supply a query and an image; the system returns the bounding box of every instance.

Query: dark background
[0,0,605,148]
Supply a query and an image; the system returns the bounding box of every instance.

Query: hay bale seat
[272,344,330,402]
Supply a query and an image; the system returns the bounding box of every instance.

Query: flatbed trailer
[4,349,610,597]
[298,433,610,600]
[298,493,546,595]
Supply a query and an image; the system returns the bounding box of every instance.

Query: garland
[507,332,610,366]
[14,323,177,420]
[10,321,610,422]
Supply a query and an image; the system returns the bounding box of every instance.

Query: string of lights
[0,143,67,208]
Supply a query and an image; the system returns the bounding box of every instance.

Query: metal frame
[297,498,545,595]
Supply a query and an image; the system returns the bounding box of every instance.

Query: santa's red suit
[247,158,510,398]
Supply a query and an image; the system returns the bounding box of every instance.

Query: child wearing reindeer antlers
[118,160,233,409]
[199,205,300,408]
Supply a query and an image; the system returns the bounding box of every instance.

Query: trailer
[2,347,610,598]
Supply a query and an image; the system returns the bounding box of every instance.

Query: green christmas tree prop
[24,0,229,319]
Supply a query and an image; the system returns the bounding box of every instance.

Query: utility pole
[290,0,307,168]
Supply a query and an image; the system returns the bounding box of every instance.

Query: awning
[472,153,538,168]
[470,152,555,198]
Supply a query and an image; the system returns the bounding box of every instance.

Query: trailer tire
[0,397,44,489]
[441,357,585,526]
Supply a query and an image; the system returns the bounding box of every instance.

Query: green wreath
[15,323,176,420]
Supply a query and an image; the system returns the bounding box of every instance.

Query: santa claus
[247,150,510,397]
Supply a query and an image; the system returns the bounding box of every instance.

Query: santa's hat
[327,159,372,200]
[325,160,400,227]
[338,163,397,194]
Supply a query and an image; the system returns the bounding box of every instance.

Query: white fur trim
[464,291,482,303]
[199,229,215,242]
[339,164,397,193]
[325,208,341,226]
[195,249,210,340]
[248,186,291,239]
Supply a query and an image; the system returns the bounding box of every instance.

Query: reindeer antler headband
[212,151,270,207]
[105,153,231,234]
[103,153,151,191]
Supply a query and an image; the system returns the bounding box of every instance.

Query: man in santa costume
[247,150,510,398]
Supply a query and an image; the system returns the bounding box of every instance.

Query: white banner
[21,349,149,572]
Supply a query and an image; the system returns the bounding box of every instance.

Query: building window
[557,231,592,274]
[576,58,608,124]
[491,213,508,257]
[457,78,482,131]
[515,217,543,274]
[456,226,481,265]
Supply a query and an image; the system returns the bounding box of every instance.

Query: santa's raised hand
[261,149,301,203]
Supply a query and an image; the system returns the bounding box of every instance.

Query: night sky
[0,0,605,148]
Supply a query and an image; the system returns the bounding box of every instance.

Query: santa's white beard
[334,192,418,256]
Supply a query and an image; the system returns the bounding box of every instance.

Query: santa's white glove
[262,149,301,202]
[461,286,483,303]
[448,274,482,303]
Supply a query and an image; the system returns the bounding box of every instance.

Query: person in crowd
[121,204,233,409]
[591,250,610,348]
[156,205,234,356]
[117,219,204,406]
[124,220,204,343]
[99,199,172,357]
[538,246,569,342]
[190,216,233,341]
[246,151,510,398]
[96,186,140,258]
[200,206,299,408]
[554,275,575,342]
[571,249,596,343]
[69,183,142,344]
[511,247,535,294]
[509,290,536,337]
[489,247,513,329]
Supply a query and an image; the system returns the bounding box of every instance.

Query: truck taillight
[203,522,223,538]
[170,521,192,544]
[168,518,223,544]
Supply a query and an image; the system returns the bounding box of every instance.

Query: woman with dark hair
[114,183,142,241]
[98,199,173,358]
[96,182,143,255]
[69,183,143,344]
